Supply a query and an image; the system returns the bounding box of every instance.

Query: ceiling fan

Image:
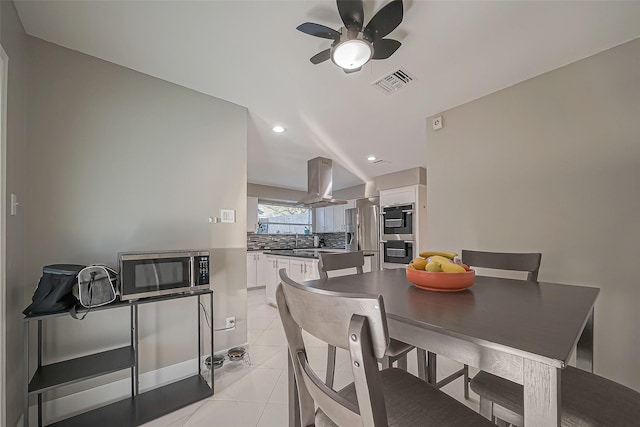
[296,0,403,74]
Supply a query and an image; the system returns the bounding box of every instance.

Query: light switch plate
[220,209,236,223]
[432,116,443,131]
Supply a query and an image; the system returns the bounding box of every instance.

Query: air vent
[372,159,391,165]
[371,67,415,94]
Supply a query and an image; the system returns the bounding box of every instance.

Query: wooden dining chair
[318,252,421,388]
[276,269,494,427]
[423,250,542,399]
[470,366,640,426]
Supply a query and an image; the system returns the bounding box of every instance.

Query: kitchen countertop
[260,248,375,259]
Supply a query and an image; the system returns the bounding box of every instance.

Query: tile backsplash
[247,233,345,250]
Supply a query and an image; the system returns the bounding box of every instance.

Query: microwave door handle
[190,257,195,287]
[152,263,161,291]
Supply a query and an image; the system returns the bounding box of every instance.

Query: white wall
[24,36,247,415]
[426,38,640,390]
[0,1,29,425]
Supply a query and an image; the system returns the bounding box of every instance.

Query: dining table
[286,268,599,427]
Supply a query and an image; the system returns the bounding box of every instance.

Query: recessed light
[367,155,377,162]
[272,125,286,133]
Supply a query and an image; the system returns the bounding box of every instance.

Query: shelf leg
[130,305,135,397]
[134,304,139,396]
[37,320,42,427]
[210,292,214,394]
[197,295,201,378]
[23,321,29,427]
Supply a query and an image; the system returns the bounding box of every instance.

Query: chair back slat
[462,250,542,281]
[278,268,388,359]
[296,352,362,426]
[318,251,365,279]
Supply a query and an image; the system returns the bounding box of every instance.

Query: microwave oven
[118,250,210,301]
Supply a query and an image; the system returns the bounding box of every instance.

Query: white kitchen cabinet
[247,251,267,288]
[247,197,259,233]
[257,253,270,287]
[305,259,320,281]
[316,202,355,233]
[379,187,416,207]
[289,259,306,283]
[332,205,345,232]
[247,253,258,288]
[266,256,290,306]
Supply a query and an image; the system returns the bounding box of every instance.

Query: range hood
[297,157,348,208]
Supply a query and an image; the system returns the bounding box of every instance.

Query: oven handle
[380,240,414,243]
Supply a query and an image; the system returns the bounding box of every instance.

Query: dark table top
[304,269,599,365]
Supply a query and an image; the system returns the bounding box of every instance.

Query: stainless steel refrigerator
[345,197,380,271]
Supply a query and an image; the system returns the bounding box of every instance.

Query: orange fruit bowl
[406,267,475,292]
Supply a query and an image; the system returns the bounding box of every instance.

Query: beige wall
[426,38,640,390]
[1,1,29,425]
[247,182,306,203]
[375,167,426,192]
[24,37,247,415]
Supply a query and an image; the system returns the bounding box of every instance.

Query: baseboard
[34,343,250,425]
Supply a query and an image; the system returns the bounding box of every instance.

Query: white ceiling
[15,0,640,191]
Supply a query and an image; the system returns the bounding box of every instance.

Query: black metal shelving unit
[23,290,214,427]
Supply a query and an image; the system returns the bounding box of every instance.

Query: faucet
[294,233,298,249]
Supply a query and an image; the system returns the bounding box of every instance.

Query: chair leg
[478,396,494,422]
[381,355,391,369]
[463,364,469,399]
[396,354,407,370]
[427,351,437,385]
[326,344,336,388]
[417,349,428,381]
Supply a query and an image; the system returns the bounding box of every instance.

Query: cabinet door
[246,253,257,288]
[289,259,305,283]
[256,253,269,287]
[324,206,334,233]
[304,259,320,281]
[265,256,279,305]
[380,187,416,207]
[333,205,345,232]
[247,197,259,233]
[314,208,323,233]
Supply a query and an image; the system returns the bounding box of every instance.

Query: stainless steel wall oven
[381,203,414,240]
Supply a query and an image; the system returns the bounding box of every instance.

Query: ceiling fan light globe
[331,39,372,70]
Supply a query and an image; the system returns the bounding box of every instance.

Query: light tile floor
[144,288,480,427]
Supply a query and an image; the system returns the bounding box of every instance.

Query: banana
[419,251,458,260]
[440,262,466,273]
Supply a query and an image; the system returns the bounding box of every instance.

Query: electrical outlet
[225,316,236,329]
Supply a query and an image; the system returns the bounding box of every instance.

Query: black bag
[23,264,85,316]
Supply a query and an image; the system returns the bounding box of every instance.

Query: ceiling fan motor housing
[331,27,374,70]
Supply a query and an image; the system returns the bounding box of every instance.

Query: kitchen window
[257,203,312,234]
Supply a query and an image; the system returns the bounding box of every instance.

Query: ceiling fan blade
[364,0,403,41]
[372,39,401,60]
[337,0,364,31]
[296,22,340,40]
[310,49,331,65]
[343,67,362,74]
